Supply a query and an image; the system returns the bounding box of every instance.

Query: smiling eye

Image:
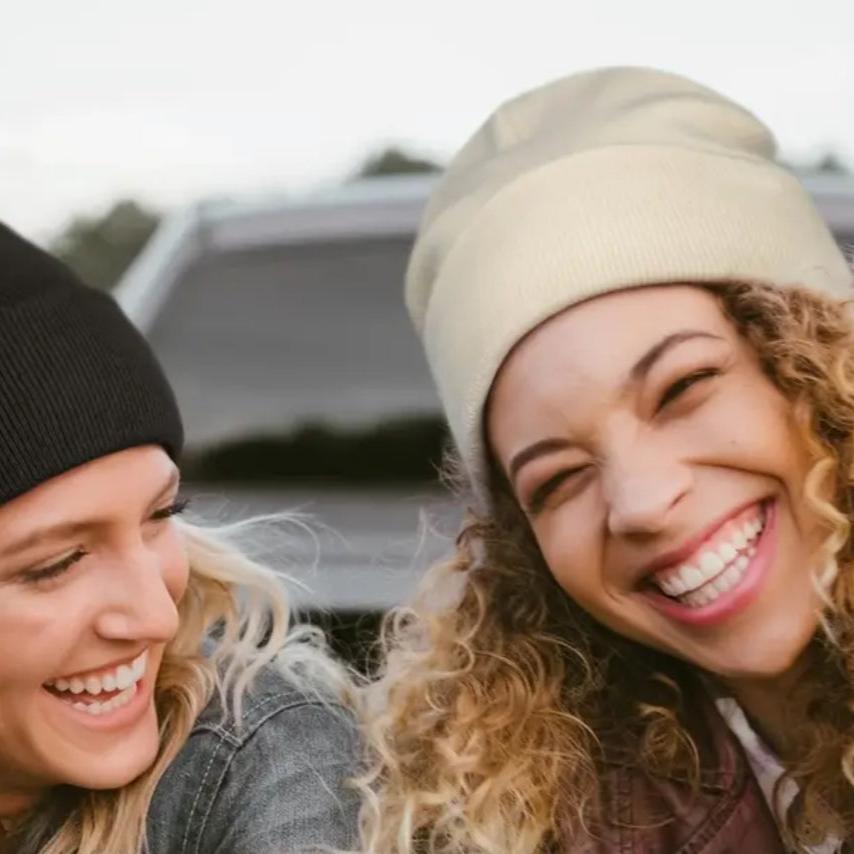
[21,549,88,585]
[151,498,189,521]
[526,465,590,515]
[658,368,720,410]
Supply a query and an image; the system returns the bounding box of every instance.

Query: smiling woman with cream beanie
[358,68,854,853]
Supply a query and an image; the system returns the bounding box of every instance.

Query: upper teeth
[48,651,147,695]
[655,514,764,598]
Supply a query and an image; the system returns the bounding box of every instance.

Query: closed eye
[150,498,189,521]
[20,549,88,585]
[657,368,720,410]
[526,466,590,515]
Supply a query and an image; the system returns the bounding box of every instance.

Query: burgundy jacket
[576,695,787,853]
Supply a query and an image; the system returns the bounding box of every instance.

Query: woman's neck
[719,650,817,758]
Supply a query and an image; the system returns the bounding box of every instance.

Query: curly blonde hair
[358,279,854,854]
[10,515,350,854]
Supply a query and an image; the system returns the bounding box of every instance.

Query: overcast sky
[2,0,852,241]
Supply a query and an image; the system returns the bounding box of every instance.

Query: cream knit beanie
[405,67,852,498]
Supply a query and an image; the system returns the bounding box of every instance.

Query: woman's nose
[605,459,691,538]
[93,547,181,643]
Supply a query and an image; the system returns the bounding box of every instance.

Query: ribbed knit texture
[0,223,183,504]
[404,67,853,500]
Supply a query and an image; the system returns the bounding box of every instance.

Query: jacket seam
[194,695,347,748]
[179,734,234,854]
[187,708,359,853]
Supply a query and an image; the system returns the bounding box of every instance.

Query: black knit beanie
[0,222,183,504]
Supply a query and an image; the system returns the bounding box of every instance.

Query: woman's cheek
[535,520,594,601]
[162,528,191,604]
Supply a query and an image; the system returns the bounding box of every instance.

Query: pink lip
[42,657,156,733]
[641,498,777,627]
[639,496,768,580]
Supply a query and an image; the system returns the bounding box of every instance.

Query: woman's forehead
[503,284,732,375]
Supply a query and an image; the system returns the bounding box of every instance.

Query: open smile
[640,498,777,626]
[42,650,152,725]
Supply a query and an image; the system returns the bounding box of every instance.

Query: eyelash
[526,466,589,516]
[21,549,88,584]
[20,499,189,585]
[151,498,190,521]
[525,369,720,514]
[657,368,720,410]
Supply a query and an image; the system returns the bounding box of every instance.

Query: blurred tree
[784,151,852,176]
[356,146,441,177]
[815,152,850,175]
[51,199,160,290]
[182,415,449,485]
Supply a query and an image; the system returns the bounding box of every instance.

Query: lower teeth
[64,683,138,717]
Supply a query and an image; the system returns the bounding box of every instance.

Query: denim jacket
[146,664,362,853]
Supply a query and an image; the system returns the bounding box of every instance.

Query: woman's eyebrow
[509,437,575,482]
[627,330,725,386]
[0,519,91,559]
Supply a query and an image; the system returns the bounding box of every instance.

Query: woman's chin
[55,720,161,791]
[698,628,817,685]
[67,749,159,791]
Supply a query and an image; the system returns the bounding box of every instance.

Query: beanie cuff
[0,224,183,504]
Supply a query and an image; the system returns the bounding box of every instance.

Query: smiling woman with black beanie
[0,224,360,854]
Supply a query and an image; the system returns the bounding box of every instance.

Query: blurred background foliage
[354,146,441,178]
[50,199,160,291]
[181,416,448,485]
[51,146,442,292]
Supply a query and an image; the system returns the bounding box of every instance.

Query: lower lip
[42,662,155,733]
[642,499,777,627]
